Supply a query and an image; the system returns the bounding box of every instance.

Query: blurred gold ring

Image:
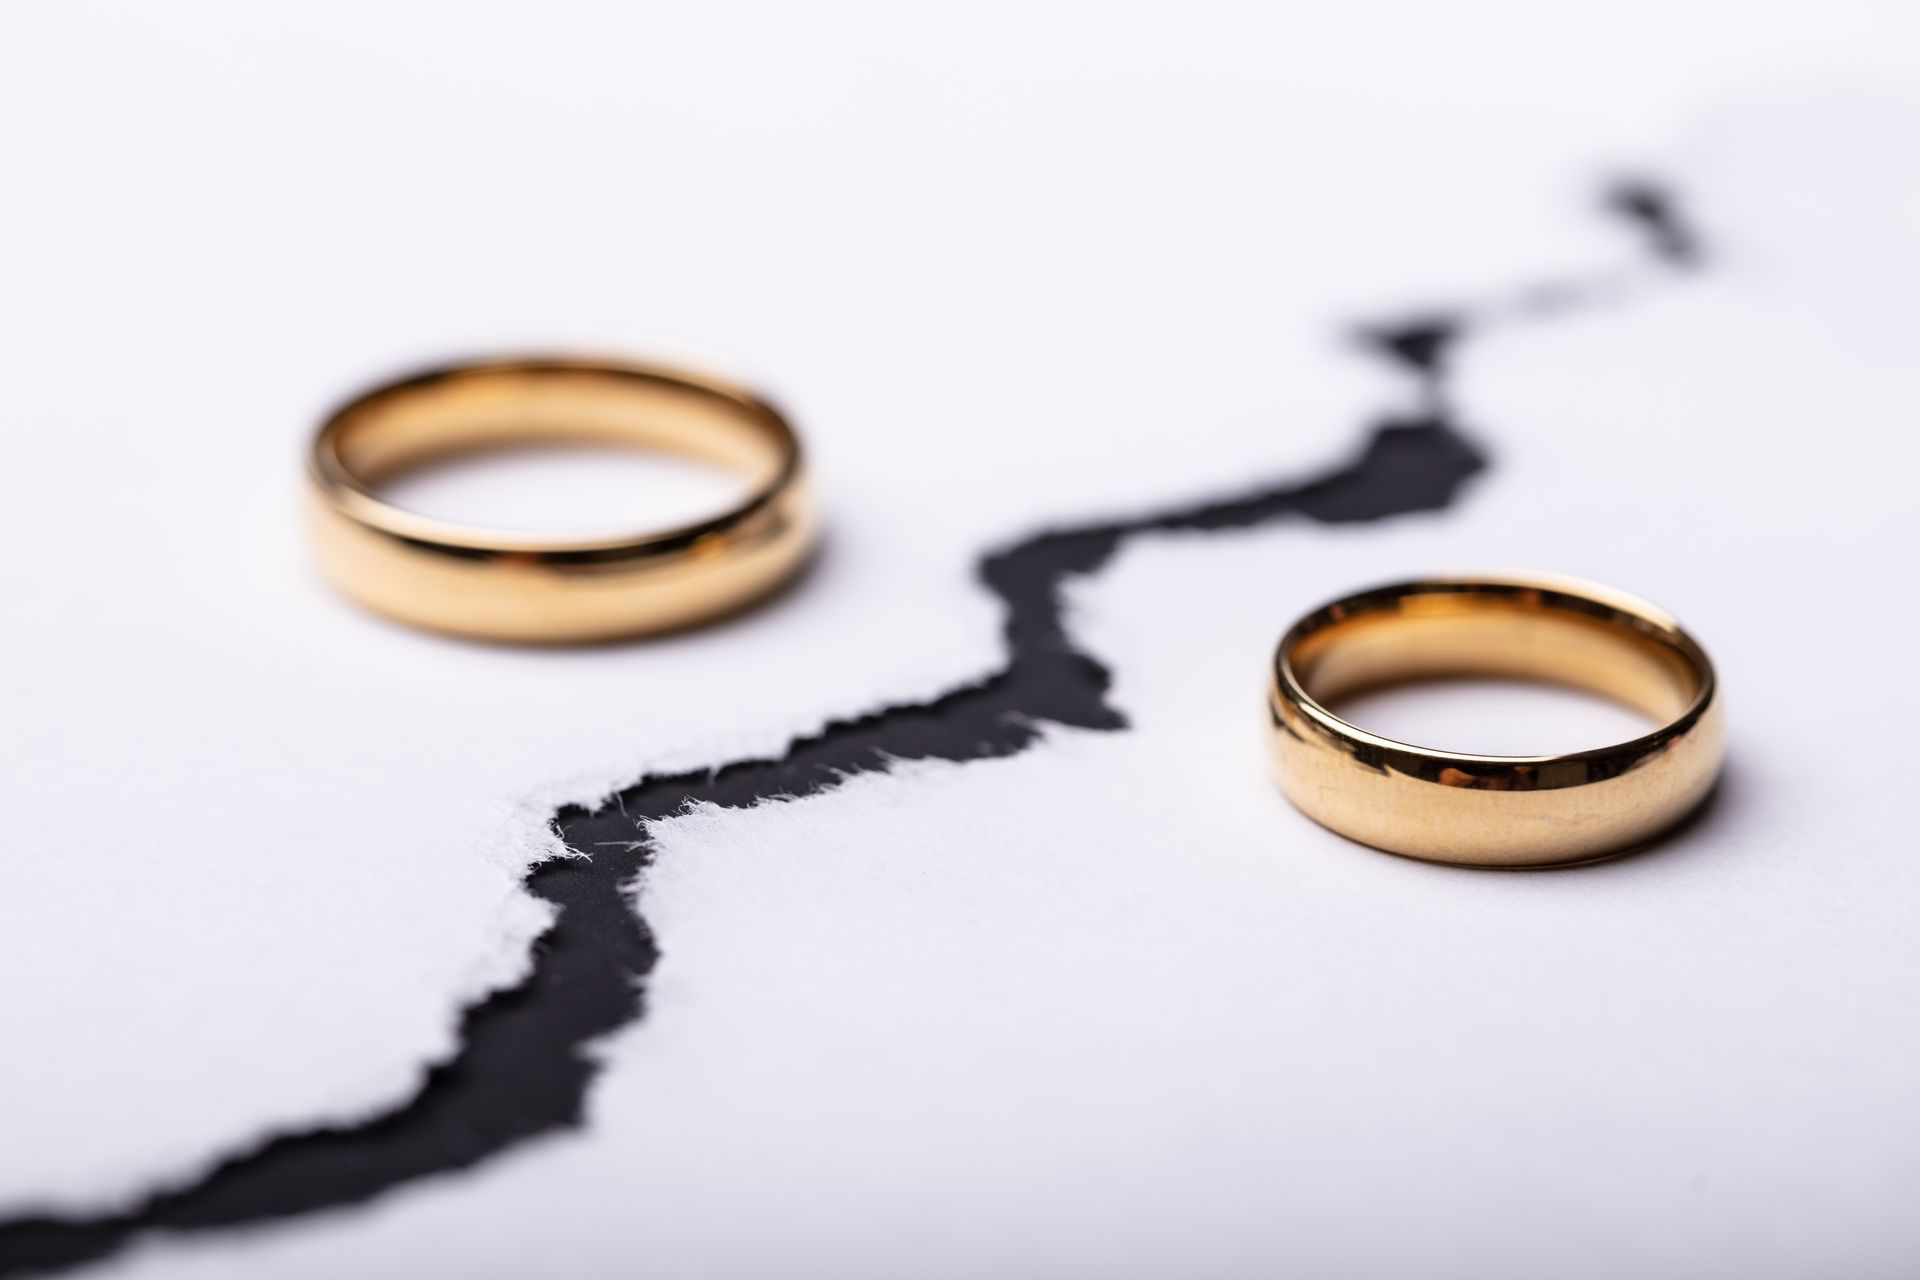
[1268,574,1722,868]
[306,355,814,643]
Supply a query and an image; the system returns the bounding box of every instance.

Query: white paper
[2,2,1916,1276]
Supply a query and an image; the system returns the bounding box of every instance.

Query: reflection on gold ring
[306,356,815,644]
[1268,574,1722,868]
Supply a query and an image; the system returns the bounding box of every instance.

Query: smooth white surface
[379,445,757,536]
[1328,679,1660,757]
[1,0,1916,1274]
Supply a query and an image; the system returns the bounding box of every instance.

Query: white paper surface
[3,2,1918,1276]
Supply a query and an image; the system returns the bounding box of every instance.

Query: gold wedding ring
[307,356,814,642]
[1268,575,1721,867]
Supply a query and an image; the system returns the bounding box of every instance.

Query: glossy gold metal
[1268,574,1722,868]
[306,356,814,643]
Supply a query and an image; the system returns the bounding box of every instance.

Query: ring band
[306,356,814,643]
[1268,574,1722,867]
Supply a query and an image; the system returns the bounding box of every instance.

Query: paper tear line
[0,177,1701,1278]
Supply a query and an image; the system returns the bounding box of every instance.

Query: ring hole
[374,443,757,537]
[1328,677,1660,756]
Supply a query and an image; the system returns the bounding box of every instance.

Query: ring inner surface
[326,363,789,494]
[1288,587,1704,731]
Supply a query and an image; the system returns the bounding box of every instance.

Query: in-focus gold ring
[306,356,815,643]
[1268,574,1722,868]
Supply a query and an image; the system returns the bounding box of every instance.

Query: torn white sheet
[95,84,1920,1279]
[1,0,1915,1260]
